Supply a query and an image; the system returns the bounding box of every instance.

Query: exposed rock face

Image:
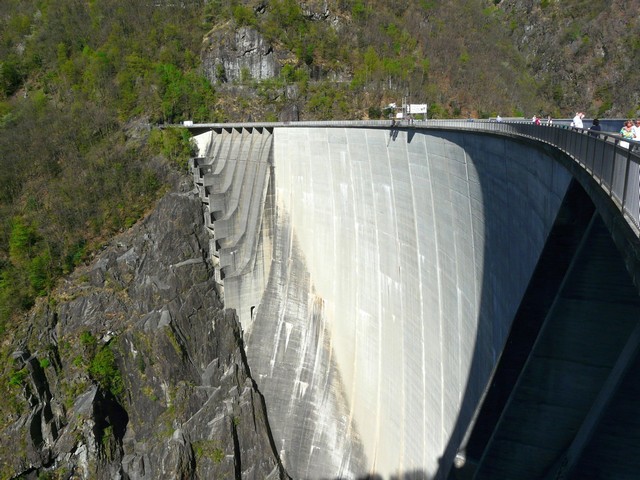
[300,1,330,20]
[202,25,280,84]
[1,183,288,479]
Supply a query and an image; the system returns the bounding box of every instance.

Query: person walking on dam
[571,112,584,129]
[632,119,640,143]
[619,119,635,149]
[589,118,602,137]
[620,120,634,140]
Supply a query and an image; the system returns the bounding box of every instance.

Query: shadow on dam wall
[438,175,596,479]
[427,129,579,479]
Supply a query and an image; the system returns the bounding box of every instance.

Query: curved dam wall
[193,126,573,479]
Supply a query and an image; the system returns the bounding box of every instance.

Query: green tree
[233,5,256,26]
[149,127,195,171]
[89,344,124,398]
[8,217,38,266]
[154,64,217,123]
[29,248,57,296]
[0,60,23,98]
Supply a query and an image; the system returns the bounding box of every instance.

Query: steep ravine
[0,179,289,479]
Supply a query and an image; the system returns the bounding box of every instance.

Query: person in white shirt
[632,119,640,140]
[571,112,584,129]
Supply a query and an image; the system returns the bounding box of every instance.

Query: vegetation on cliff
[200,0,639,122]
[0,0,210,333]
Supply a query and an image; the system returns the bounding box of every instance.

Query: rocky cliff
[202,25,281,85]
[0,179,289,479]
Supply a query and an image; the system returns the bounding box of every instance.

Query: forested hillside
[200,0,544,120]
[500,0,640,117]
[0,0,213,333]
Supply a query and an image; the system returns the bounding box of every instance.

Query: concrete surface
[196,126,570,479]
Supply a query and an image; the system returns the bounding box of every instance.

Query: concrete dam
[190,123,640,479]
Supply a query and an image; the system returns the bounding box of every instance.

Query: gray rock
[1,189,289,479]
[202,26,280,84]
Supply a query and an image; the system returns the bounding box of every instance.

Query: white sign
[408,104,427,114]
